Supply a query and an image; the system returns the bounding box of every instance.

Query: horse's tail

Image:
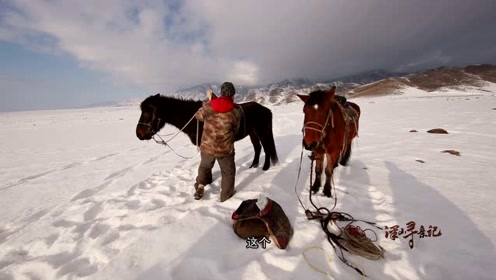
[339,143,352,166]
[265,110,279,166]
[349,102,360,133]
[340,102,360,166]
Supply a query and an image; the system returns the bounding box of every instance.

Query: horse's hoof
[194,185,204,200]
[194,183,205,200]
[323,190,332,197]
[262,165,270,171]
[311,185,321,194]
[249,163,259,168]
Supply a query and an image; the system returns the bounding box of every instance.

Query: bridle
[139,104,201,160]
[138,105,162,136]
[302,103,335,150]
[302,99,358,165]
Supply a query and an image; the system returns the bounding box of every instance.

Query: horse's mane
[140,94,202,110]
[306,90,348,106]
[306,90,329,105]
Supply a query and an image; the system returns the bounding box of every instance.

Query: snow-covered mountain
[168,70,401,105]
[119,64,496,107]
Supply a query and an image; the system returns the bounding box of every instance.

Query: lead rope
[295,126,381,278]
[302,246,335,279]
[153,111,201,159]
[294,146,368,277]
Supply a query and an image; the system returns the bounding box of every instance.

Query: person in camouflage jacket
[194,82,240,202]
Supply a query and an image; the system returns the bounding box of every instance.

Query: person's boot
[220,189,235,202]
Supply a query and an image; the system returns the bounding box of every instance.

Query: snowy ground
[1,86,495,280]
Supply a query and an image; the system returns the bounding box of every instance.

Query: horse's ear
[155,93,160,97]
[297,94,309,103]
[326,86,336,99]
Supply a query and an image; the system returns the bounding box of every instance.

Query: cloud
[1,0,495,94]
[228,61,259,86]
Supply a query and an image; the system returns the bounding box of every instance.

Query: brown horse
[297,86,360,197]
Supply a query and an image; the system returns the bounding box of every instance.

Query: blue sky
[1,0,495,112]
[0,41,140,111]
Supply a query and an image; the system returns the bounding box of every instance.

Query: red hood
[211,96,235,113]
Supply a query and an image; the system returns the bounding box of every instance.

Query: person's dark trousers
[196,151,214,186]
[196,151,236,202]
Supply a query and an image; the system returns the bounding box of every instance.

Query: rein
[152,111,201,159]
[294,148,370,277]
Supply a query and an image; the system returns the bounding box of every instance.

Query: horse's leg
[258,133,271,171]
[248,132,262,168]
[323,151,339,197]
[311,151,324,194]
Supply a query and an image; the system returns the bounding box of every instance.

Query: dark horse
[136,94,278,170]
[297,86,360,197]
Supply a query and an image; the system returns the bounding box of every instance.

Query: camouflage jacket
[195,99,240,157]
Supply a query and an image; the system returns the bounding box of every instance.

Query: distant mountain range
[349,64,496,97]
[142,69,404,105]
[118,64,496,107]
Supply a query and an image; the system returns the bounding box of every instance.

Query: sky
[1,85,495,279]
[1,0,495,112]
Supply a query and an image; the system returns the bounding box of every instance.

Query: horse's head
[297,86,337,151]
[136,94,166,140]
